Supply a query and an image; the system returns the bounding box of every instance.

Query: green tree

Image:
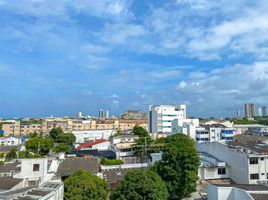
[133,126,149,137]
[25,137,54,155]
[55,133,76,145]
[110,169,168,200]
[53,143,71,153]
[49,128,63,140]
[64,169,109,200]
[5,148,17,160]
[153,134,200,199]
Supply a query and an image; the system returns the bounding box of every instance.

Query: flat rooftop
[227,135,268,155]
[213,184,268,191]
[198,152,227,167]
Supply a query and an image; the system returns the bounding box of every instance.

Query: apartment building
[149,104,186,134]
[2,119,148,136]
[197,135,268,184]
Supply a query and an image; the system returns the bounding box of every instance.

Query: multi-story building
[198,135,268,184]
[262,106,267,117]
[148,104,186,134]
[2,119,148,136]
[245,103,255,118]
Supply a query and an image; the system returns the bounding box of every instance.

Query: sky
[0,0,268,118]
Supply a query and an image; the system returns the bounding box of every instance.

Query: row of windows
[250,173,268,180]
[162,120,171,122]
[196,138,209,141]
[162,114,177,117]
[221,137,233,140]
[221,130,234,134]
[162,126,171,128]
[249,157,266,164]
[196,131,209,135]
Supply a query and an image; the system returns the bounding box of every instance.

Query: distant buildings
[99,109,109,119]
[261,106,267,117]
[244,103,255,118]
[120,110,147,120]
[78,112,83,118]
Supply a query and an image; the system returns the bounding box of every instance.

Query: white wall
[197,142,249,184]
[72,130,114,143]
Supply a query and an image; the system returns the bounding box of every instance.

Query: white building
[72,129,115,143]
[75,139,111,151]
[198,152,230,180]
[149,104,187,134]
[13,158,60,187]
[197,135,268,184]
[0,136,21,146]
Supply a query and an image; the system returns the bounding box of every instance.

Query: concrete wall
[197,142,249,184]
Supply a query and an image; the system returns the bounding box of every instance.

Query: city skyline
[1,0,268,118]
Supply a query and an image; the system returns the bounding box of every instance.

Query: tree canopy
[64,169,109,200]
[153,134,200,199]
[110,169,168,200]
[49,128,63,140]
[53,143,71,153]
[25,137,54,155]
[49,128,76,145]
[133,126,149,137]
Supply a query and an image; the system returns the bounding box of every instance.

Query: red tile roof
[76,139,110,150]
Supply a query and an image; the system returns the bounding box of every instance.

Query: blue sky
[0,0,268,118]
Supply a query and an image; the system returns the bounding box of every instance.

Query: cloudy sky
[0,0,268,118]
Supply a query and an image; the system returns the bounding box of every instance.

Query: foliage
[153,134,200,199]
[49,128,63,140]
[53,143,71,153]
[64,169,109,200]
[18,151,42,158]
[0,161,4,166]
[0,152,5,158]
[5,148,17,160]
[25,137,54,155]
[231,117,268,125]
[101,159,123,165]
[133,126,149,137]
[28,131,43,138]
[110,169,168,200]
[55,133,76,145]
[49,128,76,145]
[132,126,153,158]
[20,119,42,125]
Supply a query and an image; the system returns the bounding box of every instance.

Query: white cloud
[176,81,187,89]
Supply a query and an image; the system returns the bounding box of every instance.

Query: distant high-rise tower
[99,109,109,119]
[262,106,267,117]
[236,109,240,118]
[258,108,262,117]
[244,103,255,118]
[78,112,83,118]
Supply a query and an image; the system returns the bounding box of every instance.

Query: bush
[101,159,123,165]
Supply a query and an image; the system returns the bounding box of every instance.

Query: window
[261,157,264,161]
[250,173,259,180]
[249,157,258,164]
[218,168,226,175]
[33,164,40,172]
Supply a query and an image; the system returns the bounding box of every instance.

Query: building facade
[245,103,255,118]
[149,104,186,134]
